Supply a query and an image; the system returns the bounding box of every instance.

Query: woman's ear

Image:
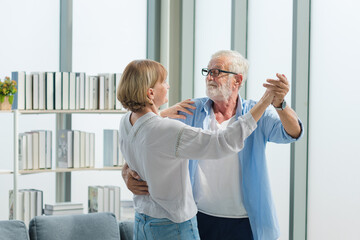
[147,88,154,101]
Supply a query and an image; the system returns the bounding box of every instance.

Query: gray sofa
[0,213,133,240]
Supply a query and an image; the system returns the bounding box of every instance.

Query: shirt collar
[203,93,244,116]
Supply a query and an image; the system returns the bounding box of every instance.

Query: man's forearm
[276,106,301,138]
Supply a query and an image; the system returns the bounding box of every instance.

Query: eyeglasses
[201,68,238,77]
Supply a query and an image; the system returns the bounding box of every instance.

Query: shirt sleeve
[175,112,257,160]
[261,108,304,143]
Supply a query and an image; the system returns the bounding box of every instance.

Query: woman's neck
[129,104,159,126]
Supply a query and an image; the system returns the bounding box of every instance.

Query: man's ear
[234,74,243,87]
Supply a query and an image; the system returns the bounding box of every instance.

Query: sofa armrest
[0,220,29,240]
[118,220,134,240]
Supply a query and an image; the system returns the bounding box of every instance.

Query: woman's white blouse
[119,111,256,223]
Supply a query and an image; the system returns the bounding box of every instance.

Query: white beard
[206,78,232,101]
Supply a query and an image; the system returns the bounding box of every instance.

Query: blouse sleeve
[175,112,257,160]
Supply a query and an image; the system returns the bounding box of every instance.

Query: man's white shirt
[194,109,248,218]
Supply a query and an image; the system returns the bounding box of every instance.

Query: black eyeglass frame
[201,68,238,77]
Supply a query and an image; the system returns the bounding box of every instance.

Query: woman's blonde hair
[117,60,167,112]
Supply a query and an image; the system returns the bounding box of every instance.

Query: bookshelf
[8,109,126,220]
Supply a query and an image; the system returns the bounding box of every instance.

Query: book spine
[45,131,52,169]
[38,131,46,169]
[11,71,26,110]
[69,72,76,110]
[25,74,33,110]
[55,72,62,110]
[80,73,85,109]
[62,72,69,110]
[32,73,39,110]
[46,72,55,110]
[32,132,39,170]
[38,72,46,110]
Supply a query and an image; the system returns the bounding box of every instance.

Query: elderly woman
[117,59,274,240]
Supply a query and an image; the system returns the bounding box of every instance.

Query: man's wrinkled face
[206,57,234,101]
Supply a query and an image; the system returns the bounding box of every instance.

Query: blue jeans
[134,212,200,240]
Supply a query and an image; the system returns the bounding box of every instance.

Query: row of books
[57,130,95,169]
[11,71,124,111]
[44,202,84,216]
[9,189,43,225]
[88,185,121,220]
[104,129,124,167]
[18,131,52,170]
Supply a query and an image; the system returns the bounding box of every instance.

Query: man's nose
[206,74,213,81]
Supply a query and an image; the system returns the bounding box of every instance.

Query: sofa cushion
[29,212,120,240]
[0,220,29,240]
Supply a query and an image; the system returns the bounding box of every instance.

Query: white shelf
[0,170,12,175]
[17,109,127,114]
[18,166,123,175]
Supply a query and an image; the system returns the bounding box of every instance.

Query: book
[32,132,39,170]
[38,131,46,169]
[11,71,26,110]
[44,208,83,216]
[45,131,52,169]
[72,130,80,168]
[22,190,30,225]
[32,73,39,110]
[55,72,62,110]
[45,202,83,211]
[9,190,24,220]
[79,72,85,109]
[18,133,27,170]
[103,187,110,212]
[89,76,99,110]
[98,75,105,110]
[103,130,118,167]
[26,133,33,169]
[90,133,95,168]
[29,190,37,220]
[85,132,90,167]
[25,74,33,110]
[36,190,43,216]
[57,130,73,168]
[106,186,121,220]
[88,186,104,213]
[46,72,55,110]
[69,72,76,110]
[44,202,83,216]
[115,73,122,110]
[109,188,114,213]
[95,186,104,212]
[62,72,69,110]
[38,72,46,110]
[75,74,80,110]
[85,76,90,110]
[80,131,86,168]
[108,74,115,110]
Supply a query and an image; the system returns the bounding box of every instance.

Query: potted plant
[0,76,17,110]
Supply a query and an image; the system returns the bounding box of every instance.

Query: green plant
[0,76,17,104]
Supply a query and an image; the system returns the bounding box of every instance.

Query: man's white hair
[211,50,249,87]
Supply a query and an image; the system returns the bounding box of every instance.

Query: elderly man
[122,50,303,240]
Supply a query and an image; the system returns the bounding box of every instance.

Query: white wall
[247,0,293,239]
[71,0,147,206]
[307,0,360,239]
[194,0,232,98]
[0,0,59,220]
